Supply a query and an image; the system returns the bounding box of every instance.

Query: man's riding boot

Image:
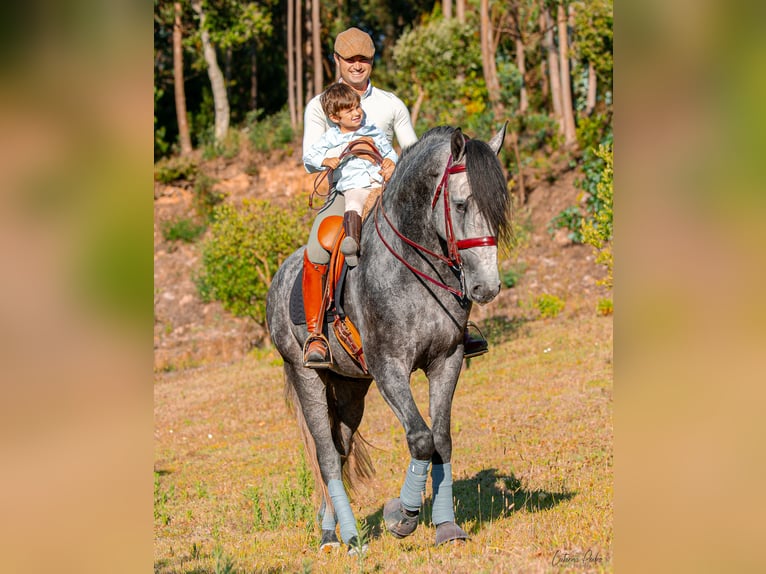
[463,322,489,359]
[302,250,332,368]
[340,211,363,267]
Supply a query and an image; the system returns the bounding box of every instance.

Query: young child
[303,83,397,266]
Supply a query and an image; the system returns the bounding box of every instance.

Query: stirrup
[303,333,333,368]
[463,321,489,359]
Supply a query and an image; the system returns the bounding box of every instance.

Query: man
[303,27,417,154]
[300,27,487,368]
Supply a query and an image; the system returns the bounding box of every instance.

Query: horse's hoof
[383,497,419,538]
[435,521,469,546]
[346,536,368,556]
[319,529,340,552]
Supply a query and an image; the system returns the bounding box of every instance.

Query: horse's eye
[454,200,467,213]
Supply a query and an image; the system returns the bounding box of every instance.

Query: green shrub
[535,293,565,319]
[522,113,562,153]
[500,262,527,288]
[581,144,613,289]
[393,18,488,132]
[576,113,612,154]
[193,173,225,221]
[161,218,207,243]
[154,155,198,184]
[597,298,613,316]
[202,129,242,161]
[247,108,294,153]
[196,198,310,326]
[154,86,170,159]
[547,112,612,246]
[548,206,585,243]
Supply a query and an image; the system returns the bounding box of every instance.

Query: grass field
[154,311,612,573]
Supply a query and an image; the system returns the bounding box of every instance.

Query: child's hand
[379,158,395,182]
[322,157,340,170]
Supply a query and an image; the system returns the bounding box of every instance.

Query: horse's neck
[380,185,439,250]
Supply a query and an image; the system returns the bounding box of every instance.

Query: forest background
[153,0,613,169]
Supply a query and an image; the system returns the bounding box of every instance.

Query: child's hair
[320,83,361,118]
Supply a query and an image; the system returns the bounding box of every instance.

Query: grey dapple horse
[266,124,510,553]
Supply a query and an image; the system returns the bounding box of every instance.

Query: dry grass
[154,312,612,573]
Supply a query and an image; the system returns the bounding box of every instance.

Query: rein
[374,153,497,299]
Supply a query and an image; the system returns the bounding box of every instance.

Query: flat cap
[334,27,375,59]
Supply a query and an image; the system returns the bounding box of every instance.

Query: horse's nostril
[470,282,500,303]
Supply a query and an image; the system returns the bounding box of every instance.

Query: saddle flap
[332,316,368,374]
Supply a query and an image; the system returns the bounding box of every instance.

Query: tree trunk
[287,0,297,128]
[410,73,425,127]
[295,0,304,120]
[173,1,192,155]
[480,0,504,120]
[585,60,597,115]
[443,0,452,19]
[543,5,563,137]
[191,0,229,143]
[557,3,577,147]
[539,12,549,101]
[311,0,322,95]
[456,0,465,23]
[515,36,528,114]
[511,131,526,204]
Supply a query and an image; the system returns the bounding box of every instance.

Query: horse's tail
[283,375,374,505]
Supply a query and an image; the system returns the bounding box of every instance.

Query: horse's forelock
[464,139,510,242]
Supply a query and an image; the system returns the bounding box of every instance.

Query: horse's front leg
[372,362,435,539]
[427,350,470,545]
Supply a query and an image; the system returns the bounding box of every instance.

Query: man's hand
[321,157,340,170]
[379,158,395,182]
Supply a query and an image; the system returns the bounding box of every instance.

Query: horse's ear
[488,122,508,156]
[451,128,466,163]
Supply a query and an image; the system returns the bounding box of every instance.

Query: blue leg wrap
[431,463,455,525]
[400,459,430,512]
[327,479,357,543]
[319,497,337,531]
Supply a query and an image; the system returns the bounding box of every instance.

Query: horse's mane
[396,126,511,244]
[465,138,511,245]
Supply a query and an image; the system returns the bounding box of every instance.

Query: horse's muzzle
[469,280,500,304]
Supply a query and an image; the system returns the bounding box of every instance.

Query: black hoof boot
[435,521,469,545]
[383,497,420,539]
[319,529,340,552]
[346,536,368,556]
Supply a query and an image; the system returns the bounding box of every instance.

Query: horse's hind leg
[326,377,373,484]
[284,363,362,551]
